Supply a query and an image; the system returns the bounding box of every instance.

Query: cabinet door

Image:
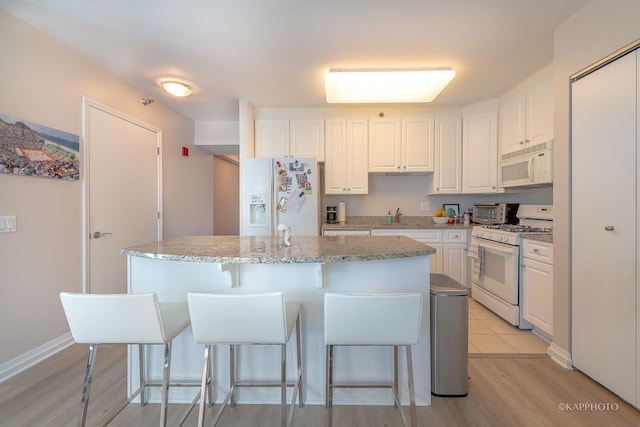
[443,244,468,287]
[463,110,498,193]
[290,119,324,161]
[403,118,434,172]
[526,79,553,146]
[345,119,369,194]
[522,257,553,335]
[324,119,368,195]
[433,117,462,193]
[368,119,401,172]
[324,120,347,194]
[255,119,289,158]
[499,95,526,155]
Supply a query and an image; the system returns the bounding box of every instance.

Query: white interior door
[84,99,161,294]
[571,51,637,405]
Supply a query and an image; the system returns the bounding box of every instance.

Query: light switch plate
[0,216,16,232]
[420,201,430,211]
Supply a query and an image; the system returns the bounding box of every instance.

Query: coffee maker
[326,206,337,224]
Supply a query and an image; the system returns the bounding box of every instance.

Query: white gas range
[469,205,553,329]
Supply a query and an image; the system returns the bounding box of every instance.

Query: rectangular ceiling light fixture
[324,68,456,103]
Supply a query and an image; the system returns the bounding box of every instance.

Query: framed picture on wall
[443,204,460,218]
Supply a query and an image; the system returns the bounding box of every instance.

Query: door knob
[604,226,615,231]
[92,231,112,239]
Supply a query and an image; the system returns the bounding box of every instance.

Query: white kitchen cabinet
[462,109,499,193]
[521,239,553,336]
[499,66,553,156]
[371,228,470,287]
[324,119,368,195]
[255,119,324,161]
[571,49,639,408]
[431,117,462,194]
[442,229,469,287]
[368,117,434,173]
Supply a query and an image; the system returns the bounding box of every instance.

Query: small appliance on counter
[326,206,337,224]
[472,203,519,225]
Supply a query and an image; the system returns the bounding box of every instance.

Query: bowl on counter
[432,217,449,224]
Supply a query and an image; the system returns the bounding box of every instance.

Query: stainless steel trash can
[430,273,469,397]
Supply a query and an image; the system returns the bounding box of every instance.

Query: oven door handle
[473,239,519,255]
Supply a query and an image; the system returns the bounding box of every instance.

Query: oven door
[471,237,519,304]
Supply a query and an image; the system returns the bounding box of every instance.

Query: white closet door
[571,51,637,405]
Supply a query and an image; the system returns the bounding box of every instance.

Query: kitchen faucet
[394,208,402,223]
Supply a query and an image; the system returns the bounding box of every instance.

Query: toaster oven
[472,203,519,225]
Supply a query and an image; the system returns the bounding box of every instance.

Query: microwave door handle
[527,155,535,182]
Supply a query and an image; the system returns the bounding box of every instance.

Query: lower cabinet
[521,239,553,336]
[371,229,469,287]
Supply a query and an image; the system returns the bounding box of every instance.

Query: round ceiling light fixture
[160,81,192,97]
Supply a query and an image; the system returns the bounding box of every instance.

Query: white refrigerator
[240,157,320,236]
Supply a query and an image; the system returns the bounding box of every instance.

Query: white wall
[553,0,640,358]
[213,155,240,235]
[0,10,213,372]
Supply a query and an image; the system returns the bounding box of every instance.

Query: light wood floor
[1,344,639,427]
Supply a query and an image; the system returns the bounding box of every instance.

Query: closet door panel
[571,51,637,404]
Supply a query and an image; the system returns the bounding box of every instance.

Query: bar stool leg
[295,316,303,407]
[197,345,211,427]
[280,343,286,427]
[326,345,334,427]
[393,346,399,408]
[207,346,214,407]
[138,344,146,407]
[229,344,236,407]
[406,345,417,427]
[78,343,98,427]
[159,342,172,427]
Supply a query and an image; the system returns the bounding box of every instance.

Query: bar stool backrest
[188,292,289,344]
[324,293,423,345]
[60,292,168,344]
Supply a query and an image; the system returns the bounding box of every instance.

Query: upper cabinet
[431,116,462,194]
[462,105,499,193]
[368,117,434,173]
[255,119,325,161]
[324,119,368,195]
[499,65,553,156]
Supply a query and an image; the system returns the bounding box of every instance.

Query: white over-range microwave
[499,141,553,188]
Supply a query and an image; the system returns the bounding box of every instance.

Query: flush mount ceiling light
[324,68,456,103]
[160,81,192,97]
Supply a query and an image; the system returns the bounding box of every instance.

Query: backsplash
[322,173,553,218]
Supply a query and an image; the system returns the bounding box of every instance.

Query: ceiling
[0,0,588,122]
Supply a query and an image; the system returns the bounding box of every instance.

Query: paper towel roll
[337,201,346,223]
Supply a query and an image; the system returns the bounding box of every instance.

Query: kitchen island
[122,235,435,406]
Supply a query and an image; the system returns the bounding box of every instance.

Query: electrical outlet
[0,216,16,232]
[420,201,430,211]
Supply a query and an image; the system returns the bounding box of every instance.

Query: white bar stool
[187,291,303,427]
[60,292,209,427]
[324,292,423,427]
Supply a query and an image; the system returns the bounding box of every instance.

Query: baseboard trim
[547,343,573,370]
[0,333,74,383]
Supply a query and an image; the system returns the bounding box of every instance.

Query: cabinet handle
[519,140,525,144]
[524,139,530,143]
[604,225,615,231]
[533,248,539,253]
[397,166,401,169]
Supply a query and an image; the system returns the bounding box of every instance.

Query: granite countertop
[522,234,554,244]
[121,235,436,264]
[322,216,472,230]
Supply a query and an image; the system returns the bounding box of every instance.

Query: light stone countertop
[121,235,435,264]
[522,234,554,244]
[322,216,472,230]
